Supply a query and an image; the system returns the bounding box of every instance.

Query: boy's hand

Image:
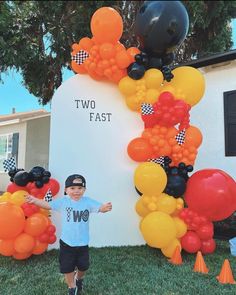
[99,202,112,213]
[25,195,37,204]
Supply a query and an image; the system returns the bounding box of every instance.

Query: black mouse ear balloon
[135,1,189,57]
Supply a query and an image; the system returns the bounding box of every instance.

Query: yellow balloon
[140,211,177,248]
[146,89,160,104]
[159,85,176,96]
[165,66,205,106]
[144,69,163,89]
[118,76,136,96]
[173,217,187,238]
[134,162,167,195]
[157,193,177,214]
[2,192,11,198]
[10,190,28,206]
[135,197,150,217]
[0,192,11,203]
[125,95,141,112]
[161,238,181,258]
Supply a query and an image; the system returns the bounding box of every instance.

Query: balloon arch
[70,2,236,258]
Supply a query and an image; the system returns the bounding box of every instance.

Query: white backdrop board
[49,74,145,248]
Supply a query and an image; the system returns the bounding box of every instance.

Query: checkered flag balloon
[44,189,53,203]
[148,156,165,167]
[3,157,17,172]
[71,50,89,65]
[175,129,186,145]
[141,103,154,115]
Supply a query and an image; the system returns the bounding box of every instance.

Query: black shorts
[59,239,89,274]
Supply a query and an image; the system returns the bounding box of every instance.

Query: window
[224,91,236,156]
[0,133,19,172]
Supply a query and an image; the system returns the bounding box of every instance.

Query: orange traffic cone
[217,259,236,284]
[169,246,183,265]
[193,251,209,274]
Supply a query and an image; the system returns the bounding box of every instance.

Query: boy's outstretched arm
[26,195,52,210]
[99,202,112,213]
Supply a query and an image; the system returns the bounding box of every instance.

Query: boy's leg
[75,245,89,293]
[75,270,86,292]
[65,272,76,288]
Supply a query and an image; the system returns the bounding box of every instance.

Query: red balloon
[7,182,29,194]
[28,182,49,199]
[200,239,216,254]
[44,178,60,196]
[38,233,50,243]
[46,224,56,235]
[181,231,201,253]
[196,222,214,240]
[48,235,57,244]
[185,169,236,221]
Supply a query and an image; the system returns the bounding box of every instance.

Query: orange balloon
[79,37,94,51]
[32,239,48,255]
[0,239,15,256]
[115,51,132,69]
[71,61,87,74]
[13,252,32,260]
[14,233,35,253]
[99,43,116,59]
[24,213,49,237]
[127,137,153,162]
[185,126,203,147]
[0,203,25,239]
[127,47,140,62]
[90,7,123,44]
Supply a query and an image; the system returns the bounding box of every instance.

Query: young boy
[26,174,112,295]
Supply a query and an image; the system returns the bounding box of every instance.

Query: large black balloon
[13,171,30,186]
[135,1,189,57]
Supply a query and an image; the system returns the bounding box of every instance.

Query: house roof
[0,109,50,125]
[179,49,236,68]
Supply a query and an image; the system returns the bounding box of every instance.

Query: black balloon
[135,1,189,57]
[35,180,44,188]
[147,57,163,69]
[164,175,186,197]
[127,62,146,80]
[42,176,50,184]
[13,171,30,186]
[43,170,51,178]
[161,52,175,66]
[30,166,45,180]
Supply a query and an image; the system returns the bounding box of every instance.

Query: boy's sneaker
[76,278,83,293]
[68,287,76,295]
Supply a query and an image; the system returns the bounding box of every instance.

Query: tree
[0,1,118,104]
[1,1,236,105]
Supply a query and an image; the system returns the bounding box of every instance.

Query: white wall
[191,61,236,180]
[49,61,236,248]
[49,75,144,247]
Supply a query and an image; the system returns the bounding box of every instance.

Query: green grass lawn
[0,240,235,295]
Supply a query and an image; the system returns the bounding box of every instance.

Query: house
[182,50,236,240]
[0,109,50,192]
[182,49,236,179]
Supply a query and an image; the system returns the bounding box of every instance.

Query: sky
[0,20,236,115]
